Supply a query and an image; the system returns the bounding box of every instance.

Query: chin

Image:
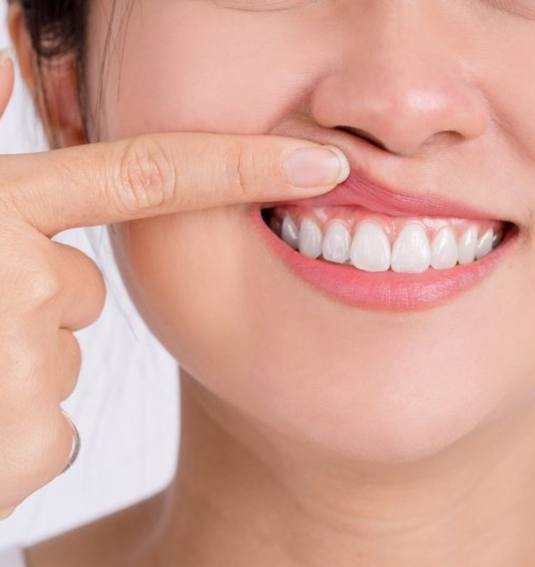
[221,347,503,466]
[108,207,533,468]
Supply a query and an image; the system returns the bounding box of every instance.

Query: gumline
[268,204,506,244]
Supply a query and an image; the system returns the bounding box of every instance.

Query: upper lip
[265,121,506,221]
[270,169,500,220]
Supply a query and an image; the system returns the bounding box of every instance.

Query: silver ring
[60,410,81,474]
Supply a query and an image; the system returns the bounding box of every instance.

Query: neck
[146,369,535,567]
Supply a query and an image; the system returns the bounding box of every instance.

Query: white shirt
[0,547,26,566]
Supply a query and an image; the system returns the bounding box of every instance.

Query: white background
[0,0,179,547]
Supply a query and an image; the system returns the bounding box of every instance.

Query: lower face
[90,0,535,463]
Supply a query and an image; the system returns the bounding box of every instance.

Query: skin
[0,0,346,557]
[7,0,535,565]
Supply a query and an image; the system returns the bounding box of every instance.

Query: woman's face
[87,0,535,463]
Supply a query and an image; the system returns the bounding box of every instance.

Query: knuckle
[61,243,107,324]
[86,258,107,321]
[225,143,257,200]
[21,267,62,309]
[0,231,61,310]
[114,136,176,214]
[1,343,47,406]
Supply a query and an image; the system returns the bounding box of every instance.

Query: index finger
[0,132,350,237]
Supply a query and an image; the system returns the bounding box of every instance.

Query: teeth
[298,218,323,259]
[457,226,478,265]
[281,214,299,250]
[391,222,431,273]
[475,228,494,260]
[350,221,391,272]
[492,229,504,249]
[430,226,458,270]
[273,211,505,272]
[322,220,351,264]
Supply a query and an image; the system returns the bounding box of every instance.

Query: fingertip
[282,144,351,191]
[322,145,351,184]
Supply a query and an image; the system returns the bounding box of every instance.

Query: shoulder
[24,491,166,567]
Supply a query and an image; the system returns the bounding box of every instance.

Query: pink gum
[271,206,503,244]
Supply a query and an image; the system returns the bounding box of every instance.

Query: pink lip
[251,205,518,311]
[255,163,518,311]
[267,171,502,221]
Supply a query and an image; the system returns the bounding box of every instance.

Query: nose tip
[313,76,487,157]
[309,11,489,159]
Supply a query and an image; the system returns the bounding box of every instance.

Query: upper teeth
[430,226,458,270]
[323,220,352,264]
[351,220,391,272]
[272,211,503,273]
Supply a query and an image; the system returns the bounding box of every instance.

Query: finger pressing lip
[0,132,345,238]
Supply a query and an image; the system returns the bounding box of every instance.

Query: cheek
[94,1,535,462]
[110,209,535,464]
[87,1,329,140]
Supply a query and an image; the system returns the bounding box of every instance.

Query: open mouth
[251,159,521,311]
[255,204,518,311]
[261,206,515,273]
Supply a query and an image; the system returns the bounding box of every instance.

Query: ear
[7,2,86,148]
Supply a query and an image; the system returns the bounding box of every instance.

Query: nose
[309,2,488,157]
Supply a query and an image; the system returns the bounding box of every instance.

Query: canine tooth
[350,221,391,272]
[431,226,458,270]
[281,214,299,249]
[457,226,478,265]
[475,228,493,259]
[391,222,431,273]
[476,228,494,259]
[322,220,351,264]
[298,218,323,258]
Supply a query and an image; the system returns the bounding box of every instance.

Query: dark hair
[9,0,130,144]
[7,0,89,144]
[16,0,87,59]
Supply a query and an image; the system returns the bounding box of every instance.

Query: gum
[270,205,503,244]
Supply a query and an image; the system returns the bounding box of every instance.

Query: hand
[0,49,349,518]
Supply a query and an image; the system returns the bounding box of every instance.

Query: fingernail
[283,145,350,189]
[0,47,13,67]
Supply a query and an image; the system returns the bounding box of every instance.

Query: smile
[265,206,507,272]
[253,170,520,312]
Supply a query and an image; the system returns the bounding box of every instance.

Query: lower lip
[250,205,518,312]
